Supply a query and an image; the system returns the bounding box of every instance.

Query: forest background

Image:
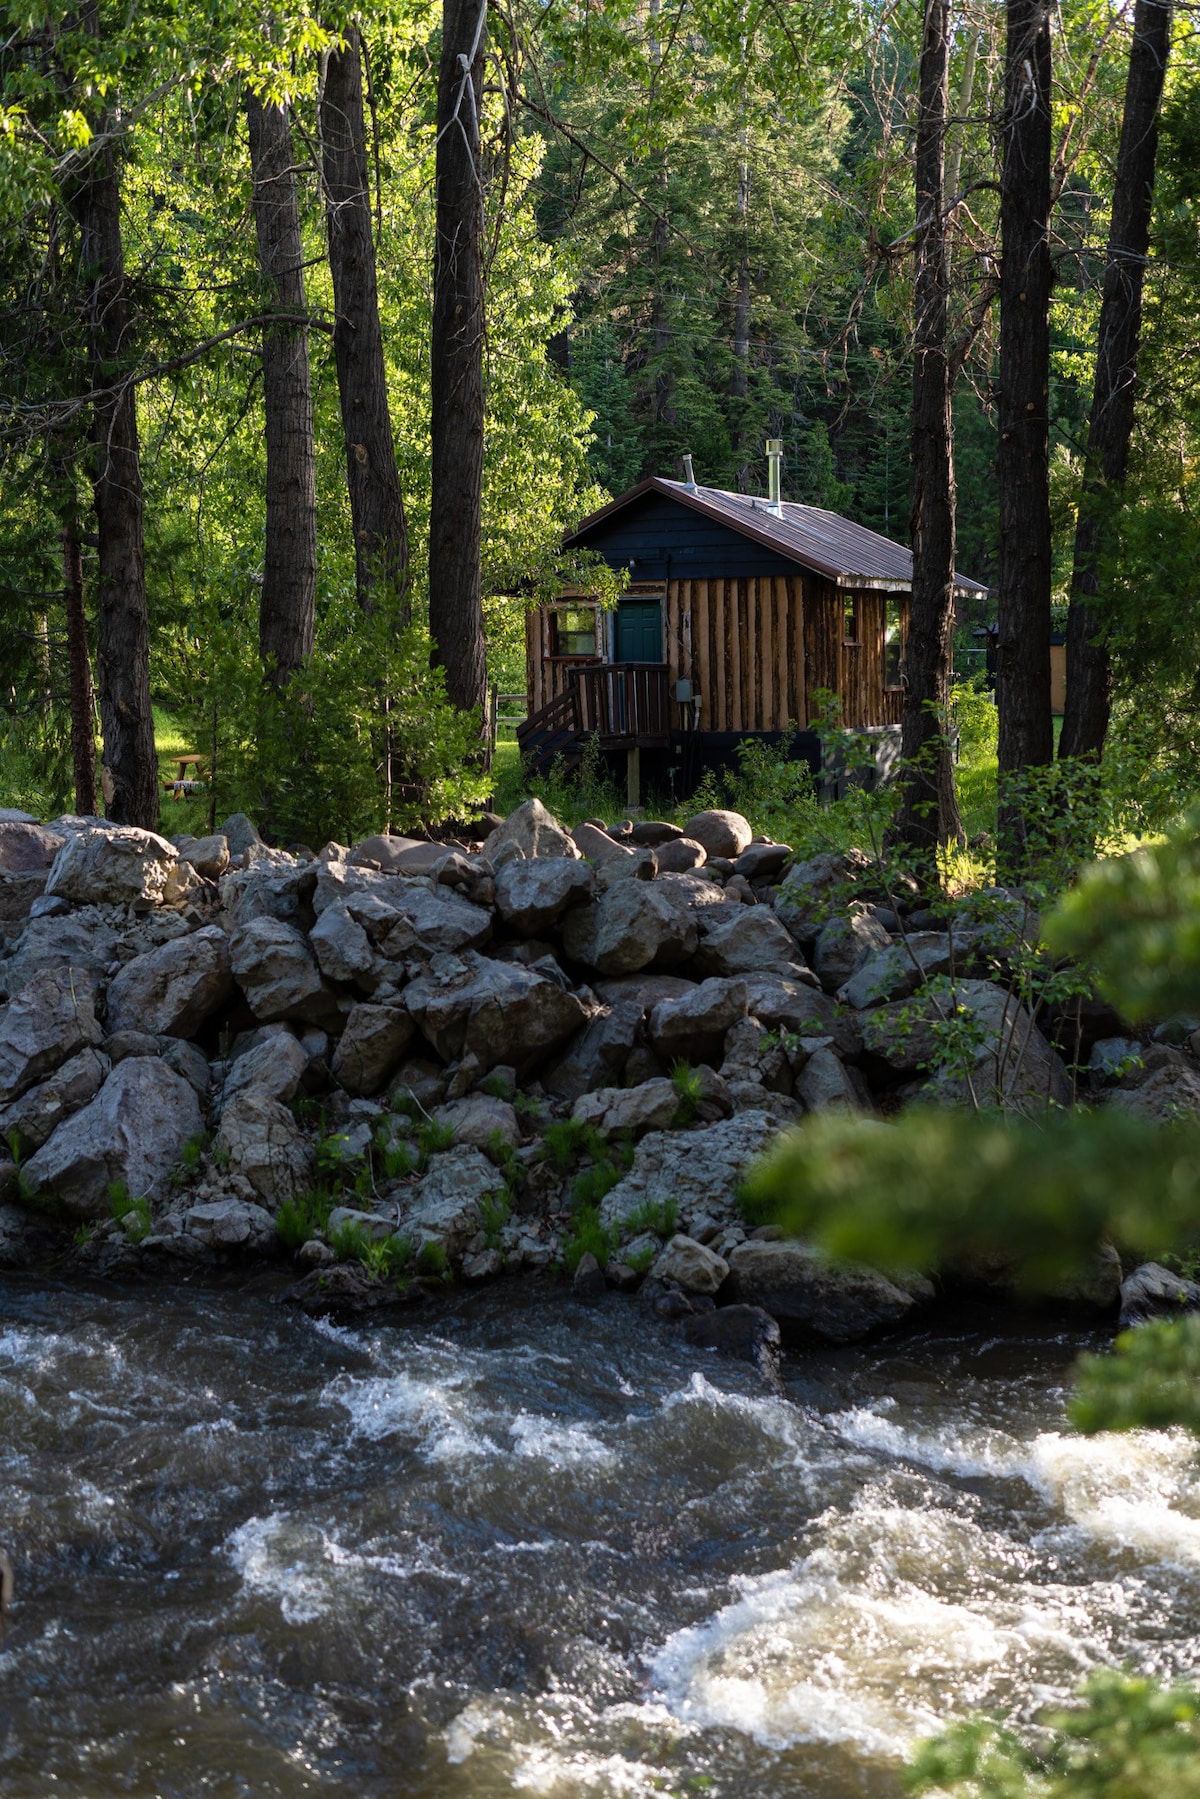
[3,0,1200,851]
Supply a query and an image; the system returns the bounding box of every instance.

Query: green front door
[616,599,664,663]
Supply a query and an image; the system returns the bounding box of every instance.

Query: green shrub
[670,1060,704,1126]
[563,1204,617,1273]
[276,1188,333,1252]
[621,1195,678,1239]
[109,1184,152,1244]
[416,1240,449,1278]
[570,1159,622,1211]
[480,1189,511,1248]
[540,1117,598,1171]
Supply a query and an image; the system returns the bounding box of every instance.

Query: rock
[230,916,339,1028]
[347,833,423,871]
[1107,1060,1200,1122]
[679,1303,781,1378]
[21,1057,203,1219]
[220,861,317,931]
[739,975,850,1048]
[223,1029,309,1107]
[683,809,753,859]
[494,856,593,937]
[464,1248,504,1281]
[725,1239,919,1342]
[593,973,697,1011]
[405,950,586,1075]
[0,874,49,922]
[1119,1261,1200,1330]
[310,902,378,989]
[628,820,683,846]
[160,1038,210,1101]
[649,978,748,1063]
[0,1047,110,1151]
[773,848,873,944]
[862,979,1071,1111]
[185,1198,276,1253]
[0,912,119,999]
[178,834,230,880]
[652,1233,728,1294]
[795,1045,870,1113]
[105,925,233,1039]
[219,813,263,859]
[484,798,579,865]
[389,1058,448,1111]
[572,1250,607,1301]
[331,1003,416,1097]
[694,906,808,979]
[721,1016,792,1093]
[838,932,971,1010]
[433,1093,520,1152]
[733,843,791,882]
[326,1205,395,1244]
[544,998,644,1101]
[654,838,707,874]
[572,1079,681,1139]
[571,821,630,863]
[0,966,103,1101]
[284,1261,410,1316]
[105,1029,160,1062]
[0,822,64,873]
[562,881,696,976]
[214,1090,314,1207]
[600,1111,779,1230]
[399,1146,503,1258]
[1089,1037,1144,1083]
[44,826,180,909]
[377,885,493,957]
[811,905,893,994]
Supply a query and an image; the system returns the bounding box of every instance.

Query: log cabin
[520,457,988,801]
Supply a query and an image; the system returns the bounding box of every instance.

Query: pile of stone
[0,795,1189,1344]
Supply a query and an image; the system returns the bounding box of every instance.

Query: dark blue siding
[574,491,793,579]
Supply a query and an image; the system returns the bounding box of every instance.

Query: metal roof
[565,476,989,595]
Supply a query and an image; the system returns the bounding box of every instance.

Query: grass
[153,705,215,838]
[620,1195,679,1239]
[563,1205,618,1273]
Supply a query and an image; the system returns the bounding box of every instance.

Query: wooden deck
[517,664,670,775]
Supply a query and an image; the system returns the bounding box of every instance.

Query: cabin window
[884,597,905,688]
[843,595,859,645]
[550,605,597,658]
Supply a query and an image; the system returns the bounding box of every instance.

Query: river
[2,1276,1199,1796]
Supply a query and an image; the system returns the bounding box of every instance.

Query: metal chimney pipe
[682,453,697,491]
[766,439,783,514]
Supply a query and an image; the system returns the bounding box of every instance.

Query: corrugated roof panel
[566,477,989,595]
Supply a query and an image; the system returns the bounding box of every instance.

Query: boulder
[230,916,339,1028]
[0,822,64,873]
[593,973,697,1011]
[0,965,103,1102]
[309,902,378,989]
[683,809,753,859]
[649,978,748,1064]
[185,1198,276,1253]
[725,1239,919,1342]
[1089,1037,1144,1083]
[738,974,852,1049]
[629,820,684,846]
[0,874,49,923]
[105,925,234,1039]
[721,1016,793,1094]
[1119,1261,1200,1331]
[0,912,119,999]
[1107,1060,1200,1123]
[652,1233,729,1294]
[377,885,493,957]
[21,1057,203,1219]
[654,838,707,874]
[694,907,809,979]
[811,905,893,994]
[484,798,579,864]
[679,1303,781,1378]
[214,1090,314,1207]
[795,1045,870,1113]
[572,1079,681,1139]
[178,834,230,880]
[0,1046,110,1150]
[44,826,180,909]
[773,848,873,944]
[160,1038,210,1101]
[347,833,424,872]
[572,1250,608,1301]
[405,950,586,1074]
[494,856,594,937]
[561,881,697,977]
[892,979,1072,1112]
[331,1003,416,1096]
[838,931,980,1011]
[543,998,644,1101]
[572,821,632,863]
[222,1029,309,1107]
[220,861,317,931]
[600,1110,779,1231]
[433,1093,520,1152]
[398,1146,504,1258]
[733,843,792,883]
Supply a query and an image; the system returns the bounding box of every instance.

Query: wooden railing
[572,663,670,747]
[516,685,579,760]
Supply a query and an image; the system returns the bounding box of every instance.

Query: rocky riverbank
[2,798,1197,1352]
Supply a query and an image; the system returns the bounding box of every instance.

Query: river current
[2,1276,1199,1796]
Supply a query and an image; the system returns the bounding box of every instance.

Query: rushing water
[3,1276,1200,1797]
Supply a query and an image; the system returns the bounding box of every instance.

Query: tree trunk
[429,0,488,719]
[996,0,1055,821]
[730,144,751,494]
[61,497,97,816]
[320,30,409,616]
[894,0,962,862]
[75,140,158,829]
[1060,0,1172,762]
[246,88,316,685]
